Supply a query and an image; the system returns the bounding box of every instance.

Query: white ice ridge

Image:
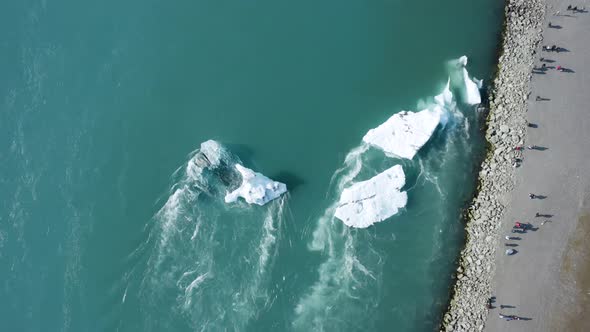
[224,164,287,206]
[334,165,407,228]
[458,56,482,105]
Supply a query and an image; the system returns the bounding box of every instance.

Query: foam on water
[295,145,385,330]
[137,141,289,331]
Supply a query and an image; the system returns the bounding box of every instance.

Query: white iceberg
[362,108,443,160]
[224,164,287,206]
[362,80,455,160]
[334,165,407,228]
[457,56,482,105]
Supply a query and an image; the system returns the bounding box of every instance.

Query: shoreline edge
[440,0,545,331]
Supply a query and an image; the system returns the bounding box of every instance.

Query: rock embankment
[441,0,545,331]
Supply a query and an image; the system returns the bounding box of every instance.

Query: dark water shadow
[508,236,522,240]
[519,317,533,321]
[272,171,304,192]
[549,24,563,29]
[528,123,538,128]
[505,243,519,247]
[536,97,551,101]
[532,71,546,75]
[536,195,548,200]
[540,58,555,63]
[561,68,576,73]
[556,48,570,53]
[226,143,256,167]
[500,305,516,309]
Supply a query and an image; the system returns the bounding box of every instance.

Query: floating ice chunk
[362,108,442,160]
[462,69,481,105]
[434,79,453,107]
[224,164,287,206]
[433,79,455,127]
[473,77,483,89]
[457,56,482,105]
[334,165,407,228]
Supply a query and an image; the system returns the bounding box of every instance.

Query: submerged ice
[334,165,407,228]
[225,164,287,206]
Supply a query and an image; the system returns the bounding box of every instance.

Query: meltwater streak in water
[135,141,288,331]
[292,57,483,331]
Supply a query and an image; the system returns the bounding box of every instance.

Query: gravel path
[485,1,590,331]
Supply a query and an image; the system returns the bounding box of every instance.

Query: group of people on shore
[490,4,584,324]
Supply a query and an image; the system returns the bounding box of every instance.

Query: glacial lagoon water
[1,0,504,331]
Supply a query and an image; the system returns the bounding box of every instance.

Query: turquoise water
[1,1,504,331]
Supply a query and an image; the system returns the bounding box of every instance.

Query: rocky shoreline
[440,0,545,331]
